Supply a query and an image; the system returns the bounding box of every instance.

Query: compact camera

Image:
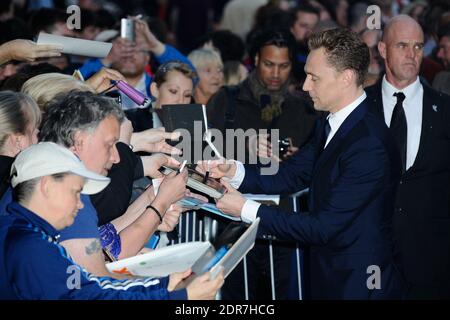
[278,138,291,157]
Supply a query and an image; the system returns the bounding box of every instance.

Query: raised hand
[0,39,63,64]
[195,159,237,179]
[131,127,181,155]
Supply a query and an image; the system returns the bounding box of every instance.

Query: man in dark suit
[365,15,450,299]
[198,28,404,299]
[207,28,319,300]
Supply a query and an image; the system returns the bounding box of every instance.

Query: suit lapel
[366,80,384,119]
[314,100,369,171]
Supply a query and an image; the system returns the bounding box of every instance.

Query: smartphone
[120,18,135,42]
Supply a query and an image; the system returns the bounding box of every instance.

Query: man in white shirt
[198,28,404,299]
[366,15,450,299]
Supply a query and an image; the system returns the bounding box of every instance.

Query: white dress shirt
[227,92,368,223]
[324,92,367,148]
[381,75,423,170]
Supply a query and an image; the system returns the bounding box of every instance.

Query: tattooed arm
[60,238,127,279]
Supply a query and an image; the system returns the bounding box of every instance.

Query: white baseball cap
[10,142,110,195]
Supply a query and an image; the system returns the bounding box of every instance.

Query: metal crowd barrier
[171,188,309,300]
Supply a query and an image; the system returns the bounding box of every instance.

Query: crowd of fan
[0,0,449,300]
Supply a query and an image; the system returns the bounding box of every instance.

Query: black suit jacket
[366,81,450,291]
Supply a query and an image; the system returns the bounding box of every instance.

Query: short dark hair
[0,63,62,92]
[249,28,298,64]
[289,3,320,28]
[308,28,370,87]
[39,91,124,148]
[0,18,32,45]
[28,8,67,37]
[197,30,246,62]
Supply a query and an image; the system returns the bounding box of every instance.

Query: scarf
[247,70,290,124]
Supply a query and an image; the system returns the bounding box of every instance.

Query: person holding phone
[79,17,194,110]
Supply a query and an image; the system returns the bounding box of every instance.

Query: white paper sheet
[37,32,112,58]
[106,241,212,277]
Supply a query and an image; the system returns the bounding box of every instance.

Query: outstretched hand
[1,39,63,64]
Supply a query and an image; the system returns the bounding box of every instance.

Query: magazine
[106,219,260,279]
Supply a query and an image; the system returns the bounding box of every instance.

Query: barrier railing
[171,188,310,300]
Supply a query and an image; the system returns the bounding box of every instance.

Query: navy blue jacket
[239,99,405,299]
[0,202,187,300]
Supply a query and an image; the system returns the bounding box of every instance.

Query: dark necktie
[324,118,331,141]
[390,92,407,173]
[321,117,331,150]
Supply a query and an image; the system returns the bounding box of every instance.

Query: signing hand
[196,159,237,179]
[215,179,245,217]
[152,171,188,212]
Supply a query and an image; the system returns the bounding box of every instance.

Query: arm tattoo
[85,239,101,255]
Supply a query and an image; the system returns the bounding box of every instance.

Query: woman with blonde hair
[21,68,128,112]
[21,73,95,111]
[188,48,224,105]
[0,91,41,199]
[127,61,197,132]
